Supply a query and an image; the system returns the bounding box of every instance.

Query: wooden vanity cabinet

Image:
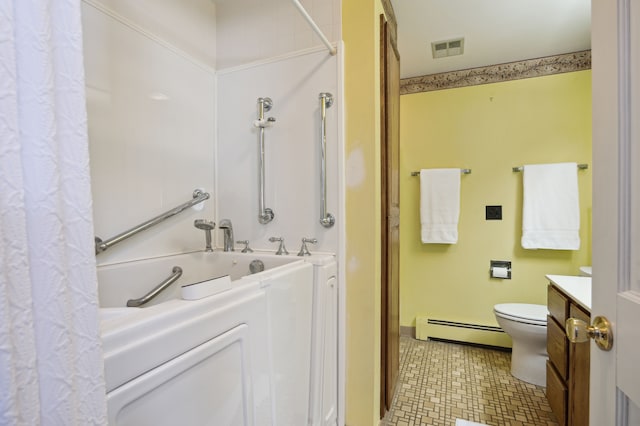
[546,284,590,426]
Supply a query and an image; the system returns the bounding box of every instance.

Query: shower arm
[319,93,335,228]
[257,97,275,224]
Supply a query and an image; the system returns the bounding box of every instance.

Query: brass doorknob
[565,316,613,351]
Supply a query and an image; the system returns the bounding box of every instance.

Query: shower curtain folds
[0,1,107,423]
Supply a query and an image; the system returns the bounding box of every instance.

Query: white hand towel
[455,420,488,426]
[456,419,487,426]
[420,169,460,244]
[521,162,580,250]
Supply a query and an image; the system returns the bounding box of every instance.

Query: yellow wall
[342,1,386,425]
[399,71,593,343]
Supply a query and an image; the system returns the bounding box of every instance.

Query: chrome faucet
[236,240,253,253]
[297,237,317,256]
[269,236,289,255]
[218,219,234,252]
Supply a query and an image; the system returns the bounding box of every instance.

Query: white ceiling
[390,0,591,79]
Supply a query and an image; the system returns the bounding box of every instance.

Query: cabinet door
[548,285,569,324]
[568,304,590,426]
[547,360,568,426]
[547,315,569,380]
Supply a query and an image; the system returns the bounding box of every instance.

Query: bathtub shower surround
[82,1,217,265]
[216,48,341,253]
[82,1,343,424]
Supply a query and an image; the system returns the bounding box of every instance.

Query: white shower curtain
[0,1,107,424]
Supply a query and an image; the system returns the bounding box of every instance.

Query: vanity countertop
[546,274,592,312]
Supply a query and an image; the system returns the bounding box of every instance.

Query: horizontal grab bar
[95,189,210,254]
[126,266,182,307]
[411,169,471,176]
[512,163,589,172]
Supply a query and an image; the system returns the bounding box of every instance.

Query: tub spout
[219,219,234,252]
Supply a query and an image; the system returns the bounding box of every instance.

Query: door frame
[380,13,401,417]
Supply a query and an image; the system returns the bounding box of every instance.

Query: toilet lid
[494,303,548,325]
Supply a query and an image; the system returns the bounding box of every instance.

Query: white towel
[521,162,580,250]
[420,169,460,244]
[455,420,488,426]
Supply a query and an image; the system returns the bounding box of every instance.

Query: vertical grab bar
[319,93,335,228]
[256,97,275,224]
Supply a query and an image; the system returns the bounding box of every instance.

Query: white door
[591,0,640,424]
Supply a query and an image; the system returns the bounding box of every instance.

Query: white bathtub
[98,250,321,425]
[98,250,301,309]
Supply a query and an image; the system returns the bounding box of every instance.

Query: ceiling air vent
[431,37,465,59]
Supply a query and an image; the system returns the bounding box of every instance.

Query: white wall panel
[216,49,340,254]
[215,0,341,70]
[83,3,216,265]
[84,0,217,68]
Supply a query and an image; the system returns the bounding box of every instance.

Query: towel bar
[411,169,471,176]
[512,163,589,172]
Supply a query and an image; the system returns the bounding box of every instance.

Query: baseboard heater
[416,316,512,348]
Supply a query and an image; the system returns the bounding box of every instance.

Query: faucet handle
[297,237,317,256]
[268,237,289,255]
[236,240,253,253]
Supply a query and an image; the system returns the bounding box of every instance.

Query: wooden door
[380,14,401,416]
[590,0,640,423]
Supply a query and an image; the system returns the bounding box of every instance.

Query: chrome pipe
[319,93,335,228]
[257,98,275,224]
[95,189,210,254]
[126,266,182,307]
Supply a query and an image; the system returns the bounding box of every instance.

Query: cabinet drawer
[548,285,569,324]
[546,360,567,426]
[547,315,568,380]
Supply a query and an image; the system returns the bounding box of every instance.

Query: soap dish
[181,275,232,300]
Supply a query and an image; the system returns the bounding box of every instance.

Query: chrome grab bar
[256,98,275,224]
[95,189,210,254]
[126,266,183,307]
[319,93,335,228]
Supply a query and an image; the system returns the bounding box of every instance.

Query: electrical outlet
[486,205,502,220]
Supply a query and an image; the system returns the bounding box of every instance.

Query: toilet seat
[494,303,548,326]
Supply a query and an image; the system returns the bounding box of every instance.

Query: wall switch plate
[486,205,502,220]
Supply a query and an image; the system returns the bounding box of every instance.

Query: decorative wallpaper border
[400,50,591,95]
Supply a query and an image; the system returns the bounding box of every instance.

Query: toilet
[494,303,548,387]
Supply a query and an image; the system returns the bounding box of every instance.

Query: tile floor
[381,337,559,426]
